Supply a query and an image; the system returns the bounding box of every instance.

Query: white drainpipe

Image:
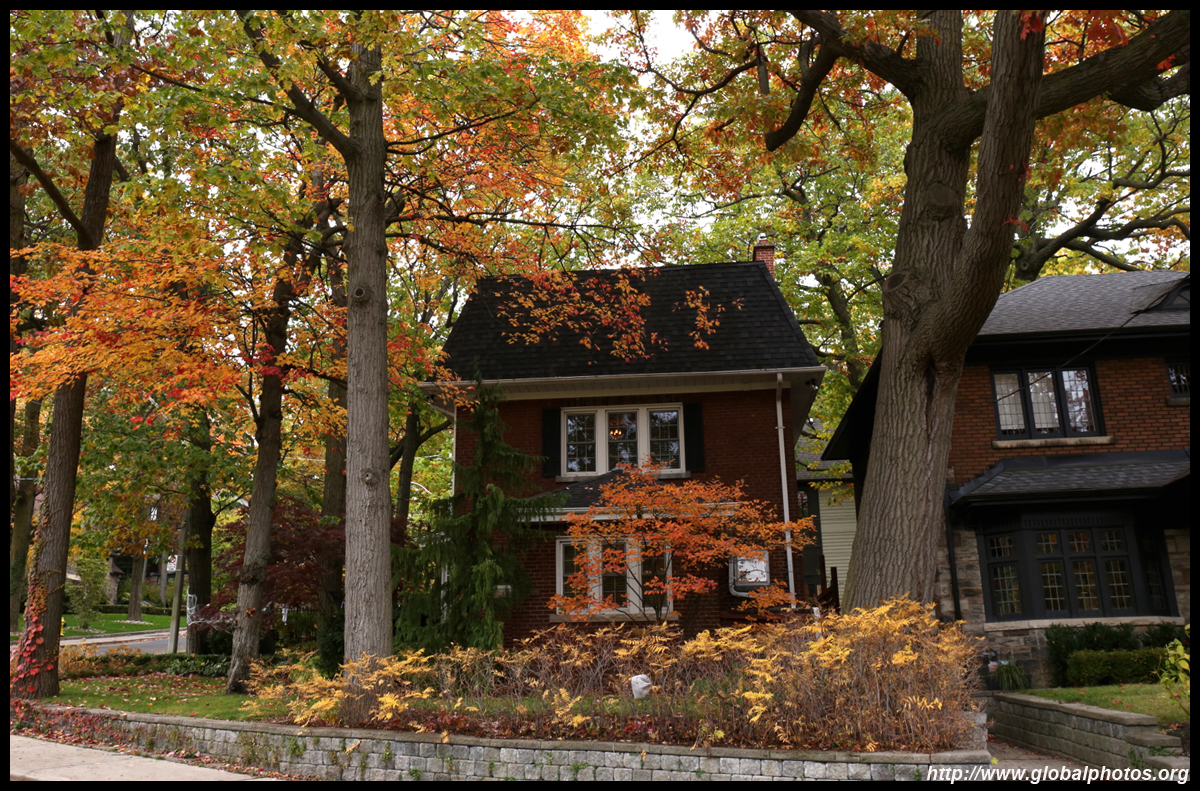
[776,373,797,606]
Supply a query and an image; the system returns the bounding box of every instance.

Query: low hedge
[1045,622,1187,687]
[96,604,174,616]
[60,650,232,679]
[1065,647,1167,686]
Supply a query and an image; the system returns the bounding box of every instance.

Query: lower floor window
[557,537,670,615]
[980,516,1172,621]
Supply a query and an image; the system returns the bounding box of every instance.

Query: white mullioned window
[562,404,683,475]
[556,537,671,616]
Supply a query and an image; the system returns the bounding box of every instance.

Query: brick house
[823,270,1190,684]
[423,251,825,644]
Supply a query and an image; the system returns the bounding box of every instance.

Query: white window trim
[561,403,685,477]
[555,536,672,617]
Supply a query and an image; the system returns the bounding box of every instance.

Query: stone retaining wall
[990,692,1185,772]
[39,705,990,781]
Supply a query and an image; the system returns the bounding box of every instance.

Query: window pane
[600,541,628,604]
[1105,559,1133,609]
[607,411,638,470]
[1099,530,1124,552]
[991,564,1022,616]
[566,414,596,473]
[1037,532,1060,555]
[988,536,1016,559]
[1060,369,1096,434]
[561,542,585,597]
[1168,362,1190,397]
[1040,561,1067,612]
[1027,371,1061,433]
[648,409,680,468]
[1068,531,1091,553]
[639,552,669,612]
[1073,560,1099,610]
[994,373,1026,435]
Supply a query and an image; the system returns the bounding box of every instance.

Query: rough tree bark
[225,276,293,694]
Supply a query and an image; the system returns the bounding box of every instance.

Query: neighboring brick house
[423,253,825,644]
[824,270,1190,684]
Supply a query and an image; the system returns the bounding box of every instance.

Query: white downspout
[776,373,797,607]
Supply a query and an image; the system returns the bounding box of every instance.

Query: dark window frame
[978,513,1172,622]
[990,365,1102,440]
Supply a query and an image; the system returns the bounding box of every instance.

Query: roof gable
[441,262,821,382]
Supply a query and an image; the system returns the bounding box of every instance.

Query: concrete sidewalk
[9,735,282,781]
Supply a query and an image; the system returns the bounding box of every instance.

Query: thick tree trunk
[184,411,216,655]
[226,280,293,694]
[14,375,87,698]
[127,551,146,621]
[158,549,169,604]
[845,11,1045,610]
[340,43,393,723]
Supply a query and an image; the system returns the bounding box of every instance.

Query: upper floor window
[991,367,1099,440]
[563,405,682,474]
[1167,361,1190,398]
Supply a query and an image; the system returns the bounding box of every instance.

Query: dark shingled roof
[977,270,1189,338]
[534,470,626,511]
[441,262,820,381]
[952,450,1190,504]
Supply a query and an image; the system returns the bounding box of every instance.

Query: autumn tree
[184,10,637,708]
[10,9,138,698]
[615,10,1190,609]
[553,464,813,626]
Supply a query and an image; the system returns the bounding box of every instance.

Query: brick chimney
[752,236,776,279]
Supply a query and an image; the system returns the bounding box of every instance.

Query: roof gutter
[420,366,825,416]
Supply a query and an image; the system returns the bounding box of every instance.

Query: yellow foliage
[246,597,980,751]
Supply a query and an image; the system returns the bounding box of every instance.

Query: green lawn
[48,673,284,721]
[1025,684,1189,726]
[11,612,181,641]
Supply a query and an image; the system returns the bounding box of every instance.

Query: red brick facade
[948,357,1190,486]
[453,388,804,645]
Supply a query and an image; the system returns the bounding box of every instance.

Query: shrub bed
[249,597,981,752]
[57,644,232,679]
[1065,648,1168,686]
[1045,622,1187,687]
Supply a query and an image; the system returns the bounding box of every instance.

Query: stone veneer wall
[990,693,1186,772]
[44,706,990,781]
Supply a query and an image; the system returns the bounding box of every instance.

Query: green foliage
[393,383,564,651]
[1045,621,1143,687]
[1142,622,1190,649]
[991,661,1030,692]
[72,554,110,630]
[1066,648,1167,687]
[1159,625,1190,717]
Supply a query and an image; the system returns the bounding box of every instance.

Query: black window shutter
[683,402,704,473]
[542,408,560,477]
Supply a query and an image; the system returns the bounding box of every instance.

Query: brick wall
[453,388,804,644]
[948,357,1190,485]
